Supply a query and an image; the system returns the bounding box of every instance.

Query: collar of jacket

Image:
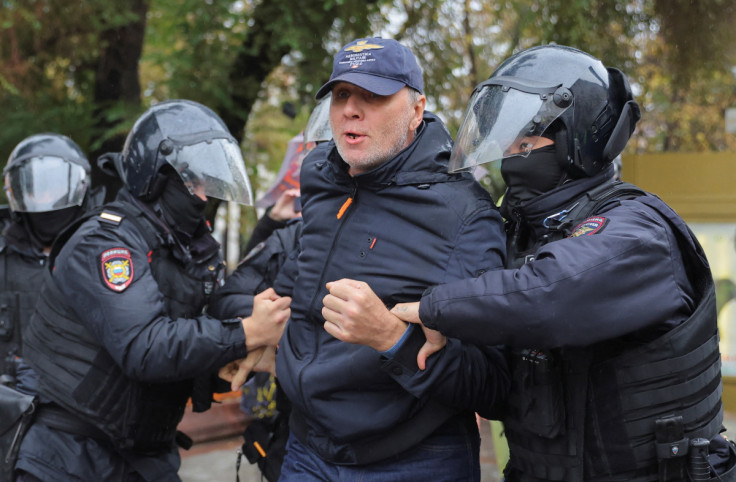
[324,111,459,190]
[512,165,615,239]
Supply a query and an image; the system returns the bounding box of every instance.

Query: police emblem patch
[101,247,134,292]
[570,216,609,237]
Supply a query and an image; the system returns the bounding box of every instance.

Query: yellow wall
[626,151,736,409]
[624,152,736,222]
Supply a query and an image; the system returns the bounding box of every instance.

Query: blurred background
[3,1,735,231]
[4,0,736,387]
[4,2,736,477]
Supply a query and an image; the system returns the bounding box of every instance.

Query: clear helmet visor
[303,92,332,146]
[448,82,571,173]
[161,135,253,205]
[4,156,89,212]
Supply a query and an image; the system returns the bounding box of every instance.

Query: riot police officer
[390,45,734,480]
[14,100,291,482]
[0,133,100,388]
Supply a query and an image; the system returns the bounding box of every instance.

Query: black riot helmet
[449,44,641,177]
[4,133,91,213]
[106,99,253,205]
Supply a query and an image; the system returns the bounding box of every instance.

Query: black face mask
[158,172,208,239]
[500,145,565,210]
[24,207,82,246]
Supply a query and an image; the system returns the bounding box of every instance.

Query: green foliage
[371,0,735,153]
[0,0,144,178]
[654,0,736,89]
[2,0,735,211]
[142,0,243,108]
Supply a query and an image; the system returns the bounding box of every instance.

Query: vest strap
[619,334,718,384]
[35,404,107,440]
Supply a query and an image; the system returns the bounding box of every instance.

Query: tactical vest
[502,182,723,481]
[23,199,224,454]
[0,237,47,383]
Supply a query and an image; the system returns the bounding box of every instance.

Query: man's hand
[219,345,277,391]
[322,279,407,351]
[219,348,263,391]
[242,287,291,350]
[392,302,446,370]
[269,188,301,221]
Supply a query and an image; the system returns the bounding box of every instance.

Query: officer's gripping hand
[219,345,277,391]
[322,279,408,352]
[392,302,447,370]
[242,287,291,350]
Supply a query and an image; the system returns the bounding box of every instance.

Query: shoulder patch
[570,216,609,237]
[99,211,124,226]
[100,247,134,292]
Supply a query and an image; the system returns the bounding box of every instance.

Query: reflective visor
[448,79,571,173]
[304,92,332,146]
[161,136,253,205]
[4,156,88,212]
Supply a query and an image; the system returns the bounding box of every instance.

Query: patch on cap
[345,40,384,56]
[570,216,609,237]
[100,247,134,292]
[342,41,385,72]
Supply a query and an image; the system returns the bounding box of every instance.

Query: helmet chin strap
[552,126,583,182]
[143,170,170,202]
[553,123,613,180]
[555,127,570,173]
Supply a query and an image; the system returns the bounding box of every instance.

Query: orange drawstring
[337,197,353,219]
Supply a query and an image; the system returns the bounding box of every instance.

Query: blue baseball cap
[315,37,424,99]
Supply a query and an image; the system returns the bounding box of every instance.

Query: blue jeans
[279,425,480,481]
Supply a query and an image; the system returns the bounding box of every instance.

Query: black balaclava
[157,169,208,240]
[22,206,82,247]
[500,144,565,216]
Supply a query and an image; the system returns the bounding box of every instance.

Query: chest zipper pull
[336,196,353,219]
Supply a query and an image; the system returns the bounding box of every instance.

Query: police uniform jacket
[275,112,510,465]
[0,222,48,379]
[208,219,302,321]
[418,168,724,480]
[16,188,249,482]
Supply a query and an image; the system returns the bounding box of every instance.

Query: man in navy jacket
[271,37,509,480]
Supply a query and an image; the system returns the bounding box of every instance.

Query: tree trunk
[220,1,293,143]
[91,0,150,202]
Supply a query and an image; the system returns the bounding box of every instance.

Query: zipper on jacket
[299,182,358,410]
[308,182,358,314]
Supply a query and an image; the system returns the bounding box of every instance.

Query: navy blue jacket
[0,222,49,379]
[208,219,302,321]
[418,169,695,347]
[275,112,509,464]
[416,169,729,480]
